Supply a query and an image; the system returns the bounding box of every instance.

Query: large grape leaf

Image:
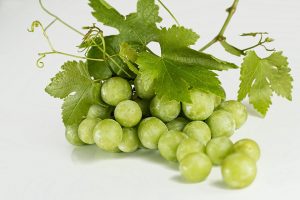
[238,51,293,116]
[89,0,162,46]
[45,61,101,125]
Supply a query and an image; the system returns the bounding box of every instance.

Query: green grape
[118,127,139,153]
[233,139,260,161]
[150,96,181,122]
[176,138,205,161]
[206,110,235,138]
[219,100,248,129]
[101,77,132,106]
[87,104,112,119]
[183,121,211,145]
[134,74,155,99]
[134,98,151,117]
[65,124,85,146]
[93,119,123,152]
[179,152,212,182]
[78,118,101,144]
[209,93,222,108]
[206,136,233,165]
[221,153,257,188]
[182,89,214,120]
[138,117,168,149]
[158,130,187,161]
[114,100,142,127]
[166,117,189,131]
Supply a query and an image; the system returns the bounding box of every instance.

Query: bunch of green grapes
[65,75,260,189]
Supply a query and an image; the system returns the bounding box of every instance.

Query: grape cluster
[65,76,260,188]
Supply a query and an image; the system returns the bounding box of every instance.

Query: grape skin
[118,127,139,153]
[221,153,257,188]
[158,130,187,161]
[93,119,123,152]
[233,139,260,161]
[179,152,212,182]
[134,75,155,99]
[65,124,85,146]
[87,104,112,119]
[206,110,235,138]
[78,118,101,144]
[138,117,168,149]
[166,117,189,131]
[176,138,205,162]
[206,136,233,165]
[183,121,211,145]
[150,96,181,122]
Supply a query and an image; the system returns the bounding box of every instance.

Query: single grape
[87,104,112,119]
[209,93,222,108]
[118,127,139,153]
[158,130,187,161]
[138,117,168,149]
[219,100,248,129]
[114,100,142,127]
[221,153,257,188]
[150,96,181,122]
[101,77,132,106]
[206,110,235,138]
[65,124,85,146]
[206,136,233,165]
[78,118,101,144]
[179,152,212,182]
[134,98,151,117]
[233,139,260,161]
[182,89,214,120]
[166,117,189,131]
[93,119,123,152]
[183,121,211,145]
[134,74,155,99]
[176,138,205,161]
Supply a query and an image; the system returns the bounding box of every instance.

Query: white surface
[1,0,300,199]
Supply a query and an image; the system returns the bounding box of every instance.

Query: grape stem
[199,0,239,52]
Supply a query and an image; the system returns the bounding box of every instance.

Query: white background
[0,0,300,199]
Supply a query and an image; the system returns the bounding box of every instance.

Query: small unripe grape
[134,98,151,117]
[78,118,101,144]
[219,100,248,129]
[134,75,155,99]
[101,77,132,106]
[179,152,212,182]
[176,138,205,161]
[150,96,181,122]
[233,139,260,161]
[138,117,168,149]
[114,100,142,127]
[183,121,211,145]
[207,110,235,138]
[65,124,85,146]
[182,89,214,120]
[93,119,123,152]
[118,127,139,153]
[87,104,112,119]
[206,136,233,165]
[158,130,187,161]
[221,153,257,188]
[166,117,189,131]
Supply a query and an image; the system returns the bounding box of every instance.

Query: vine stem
[199,0,239,52]
[157,0,180,26]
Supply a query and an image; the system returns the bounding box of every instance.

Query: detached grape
[101,77,132,106]
[219,100,248,129]
[233,139,260,161]
[221,153,257,188]
[179,152,212,182]
[207,110,235,138]
[93,119,123,152]
[114,100,142,127]
[78,118,101,144]
[183,121,211,145]
[158,130,187,161]
[150,96,181,122]
[138,117,168,149]
[65,124,85,146]
[182,89,214,120]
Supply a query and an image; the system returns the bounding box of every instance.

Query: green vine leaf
[45,61,101,125]
[238,51,293,116]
